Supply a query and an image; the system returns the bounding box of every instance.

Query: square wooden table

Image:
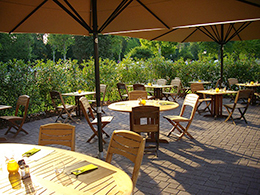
[236,83,260,104]
[62,91,95,116]
[197,89,237,118]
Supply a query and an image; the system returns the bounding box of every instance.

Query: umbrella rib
[53,0,92,33]
[223,24,234,43]
[9,0,48,34]
[197,26,219,43]
[210,25,221,42]
[181,28,198,43]
[63,0,90,31]
[151,28,178,41]
[229,24,242,41]
[226,22,252,43]
[137,0,170,29]
[237,0,260,8]
[99,0,132,33]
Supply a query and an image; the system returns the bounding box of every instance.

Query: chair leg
[167,122,178,136]
[87,132,106,144]
[101,124,110,138]
[238,108,248,123]
[4,126,12,135]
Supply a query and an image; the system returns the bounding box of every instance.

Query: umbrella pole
[220,43,224,88]
[220,24,224,88]
[92,0,103,159]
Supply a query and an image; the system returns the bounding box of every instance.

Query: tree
[0,33,35,62]
[47,34,75,61]
[128,46,154,60]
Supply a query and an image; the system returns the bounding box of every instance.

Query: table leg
[205,95,226,119]
[154,88,163,99]
[74,96,85,117]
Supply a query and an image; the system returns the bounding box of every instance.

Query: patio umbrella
[0,0,259,157]
[109,18,260,87]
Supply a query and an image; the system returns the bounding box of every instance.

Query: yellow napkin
[22,148,41,157]
[71,164,98,176]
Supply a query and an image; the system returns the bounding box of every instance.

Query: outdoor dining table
[0,105,12,141]
[62,91,95,116]
[128,84,173,99]
[144,84,173,99]
[108,100,179,143]
[236,83,260,104]
[197,89,237,118]
[188,81,211,85]
[0,143,133,195]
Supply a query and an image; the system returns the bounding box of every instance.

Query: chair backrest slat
[157,79,167,85]
[106,130,145,189]
[38,123,75,151]
[129,90,148,100]
[180,94,200,119]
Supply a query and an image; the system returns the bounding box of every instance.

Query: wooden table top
[128,84,173,89]
[62,91,96,96]
[0,105,12,110]
[108,100,179,113]
[236,83,260,87]
[144,84,173,89]
[0,143,133,195]
[197,89,237,95]
[188,81,211,84]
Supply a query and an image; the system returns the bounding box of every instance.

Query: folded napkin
[22,148,41,157]
[71,164,98,176]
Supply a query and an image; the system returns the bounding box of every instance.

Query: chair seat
[92,116,114,124]
[224,103,247,109]
[57,104,75,110]
[0,116,23,121]
[198,98,211,102]
[163,115,189,122]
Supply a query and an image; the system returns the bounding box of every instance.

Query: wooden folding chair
[131,106,160,156]
[117,82,129,101]
[190,83,211,114]
[157,79,167,85]
[228,78,239,101]
[88,84,107,114]
[79,97,113,144]
[215,78,221,88]
[106,130,145,189]
[163,78,182,102]
[133,84,154,99]
[50,90,77,123]
[0,95,30,138]
[224,89,253,125]
[38,123,75,151]
[163,94,199,140]
[128,90,148,100]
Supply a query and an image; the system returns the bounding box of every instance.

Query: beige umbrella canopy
[110,18,260,86]
[0,0,260,35]
[0,0,259,156]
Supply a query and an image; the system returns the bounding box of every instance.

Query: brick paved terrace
[0,98,259,195]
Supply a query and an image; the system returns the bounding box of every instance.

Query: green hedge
[0,55,259,116]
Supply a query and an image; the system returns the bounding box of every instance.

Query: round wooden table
[108,100,179,143]
[0,143,133,195]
